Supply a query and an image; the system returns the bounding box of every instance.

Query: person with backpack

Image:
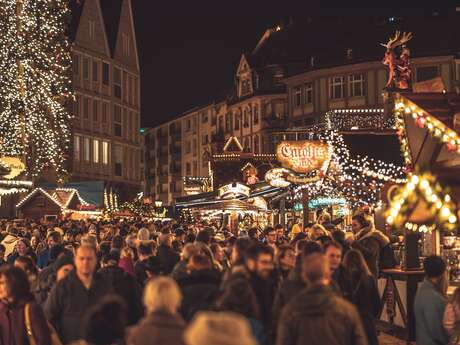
[350,214,391,278]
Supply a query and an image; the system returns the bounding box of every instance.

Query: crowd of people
[0,209,456,345]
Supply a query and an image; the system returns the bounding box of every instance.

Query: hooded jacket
[276,284,368,345]
[352,226,390,278]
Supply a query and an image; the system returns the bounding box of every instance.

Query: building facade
[69,0,141,201]
[145,13,460,205]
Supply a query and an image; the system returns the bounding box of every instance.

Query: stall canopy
[39,181,104,207]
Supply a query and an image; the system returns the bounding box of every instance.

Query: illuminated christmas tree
[0,0,73,181]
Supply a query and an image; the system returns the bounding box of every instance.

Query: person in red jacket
[0,265,51,345]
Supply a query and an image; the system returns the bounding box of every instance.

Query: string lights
[0,0,73,180]
[386,172,458,231]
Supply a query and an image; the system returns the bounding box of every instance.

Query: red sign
[276,140,331,174]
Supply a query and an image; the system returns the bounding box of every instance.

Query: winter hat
[184,311,257,345]
[137,228,150,241]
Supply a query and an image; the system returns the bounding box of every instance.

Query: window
[88,20,95,40]
[329,76,344,99]
[102,141,109,165]
[186,163,191,175]
[114,105,122,137]
[254,105,259,124]
[241,79,250,95]
[192,139,197,156]
[102,102,108,123]
[243,109,249,127]
[193,161,197,175]
[274,103,285,118]
[74,95,81,118]
[234,113,240,130]
[218,116,224,132]
[93,100,98,122]
[93,139,99,163]
[114,145,123,176]
[185,140,191,154]
[244,137,250,152]
[122,33,130,56]
[348,74,365,97]
[192,117,197,133]
[73,54,80,76]
[92,60,98,82]
[202,134,208,145]
[185,119,191,132]
[254,135,259,153]
[211,114,217,126]
[303,83,313,104]
[83,97,89,119]
[83,57,89,80]
[201,111,208,123]
[293,87,302,107]
[102,62,109,85]
[113,67,122,98]
[74,135,80,160]
[225,113,232,132]
[416,66,438,82]
[83,137,90,161]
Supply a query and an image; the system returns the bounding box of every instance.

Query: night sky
[131,3,453,128]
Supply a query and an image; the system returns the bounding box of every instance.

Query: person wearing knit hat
[53,253,75,282]
[290,223,301,241]
[184,311,257,345]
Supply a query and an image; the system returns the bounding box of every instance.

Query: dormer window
[242,79,251,96]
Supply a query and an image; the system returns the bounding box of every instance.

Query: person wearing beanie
[184,311,257,345]
[414,255,449,345]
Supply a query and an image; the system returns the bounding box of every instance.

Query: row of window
[73,53,138,105]
[293,66,442,107]
[74,96,139,142]
[74,135,110,165]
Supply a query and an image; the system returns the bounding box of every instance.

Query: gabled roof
[16,188,90,210]
[69,0,85,41]
[99,0,123,55]
[223,136,243,152]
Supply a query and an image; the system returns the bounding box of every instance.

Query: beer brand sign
[276,141,331,174]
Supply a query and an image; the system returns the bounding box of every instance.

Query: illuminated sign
[0,157,25,179]
[276,141,331,174]
[265,168,291,188]
[218,183,250,199]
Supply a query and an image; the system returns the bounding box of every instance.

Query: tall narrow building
[69,0,141,202]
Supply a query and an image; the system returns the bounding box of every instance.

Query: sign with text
[218,182,250,199]
[276,141,331,174]
[0,157,25,179]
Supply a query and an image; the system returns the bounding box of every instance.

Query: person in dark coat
[37,231,62,269]
[0,265,51,345]
[244,243,278,330]
[351,214,389,278]
[157,234,180,274]
[272,241,323,327]
[127,276,186,345]
[216,278,268,345]
[45,244,113,344]
[325,241,353,301]
[99,251,143,325]
[176,253,221,322]
[343,249,381,345]
[134,241,155,286]
[79,295,127,345]
[276,253,368,345]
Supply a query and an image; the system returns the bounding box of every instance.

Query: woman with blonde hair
[127,277,185,345]
[343,249,381,345]
[309,224,330,242]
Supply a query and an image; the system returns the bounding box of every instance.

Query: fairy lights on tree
[0,0,73,181]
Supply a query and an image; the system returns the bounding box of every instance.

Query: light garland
[16,187,63,209]
[386,172,458,231]
[0,0,73,180]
